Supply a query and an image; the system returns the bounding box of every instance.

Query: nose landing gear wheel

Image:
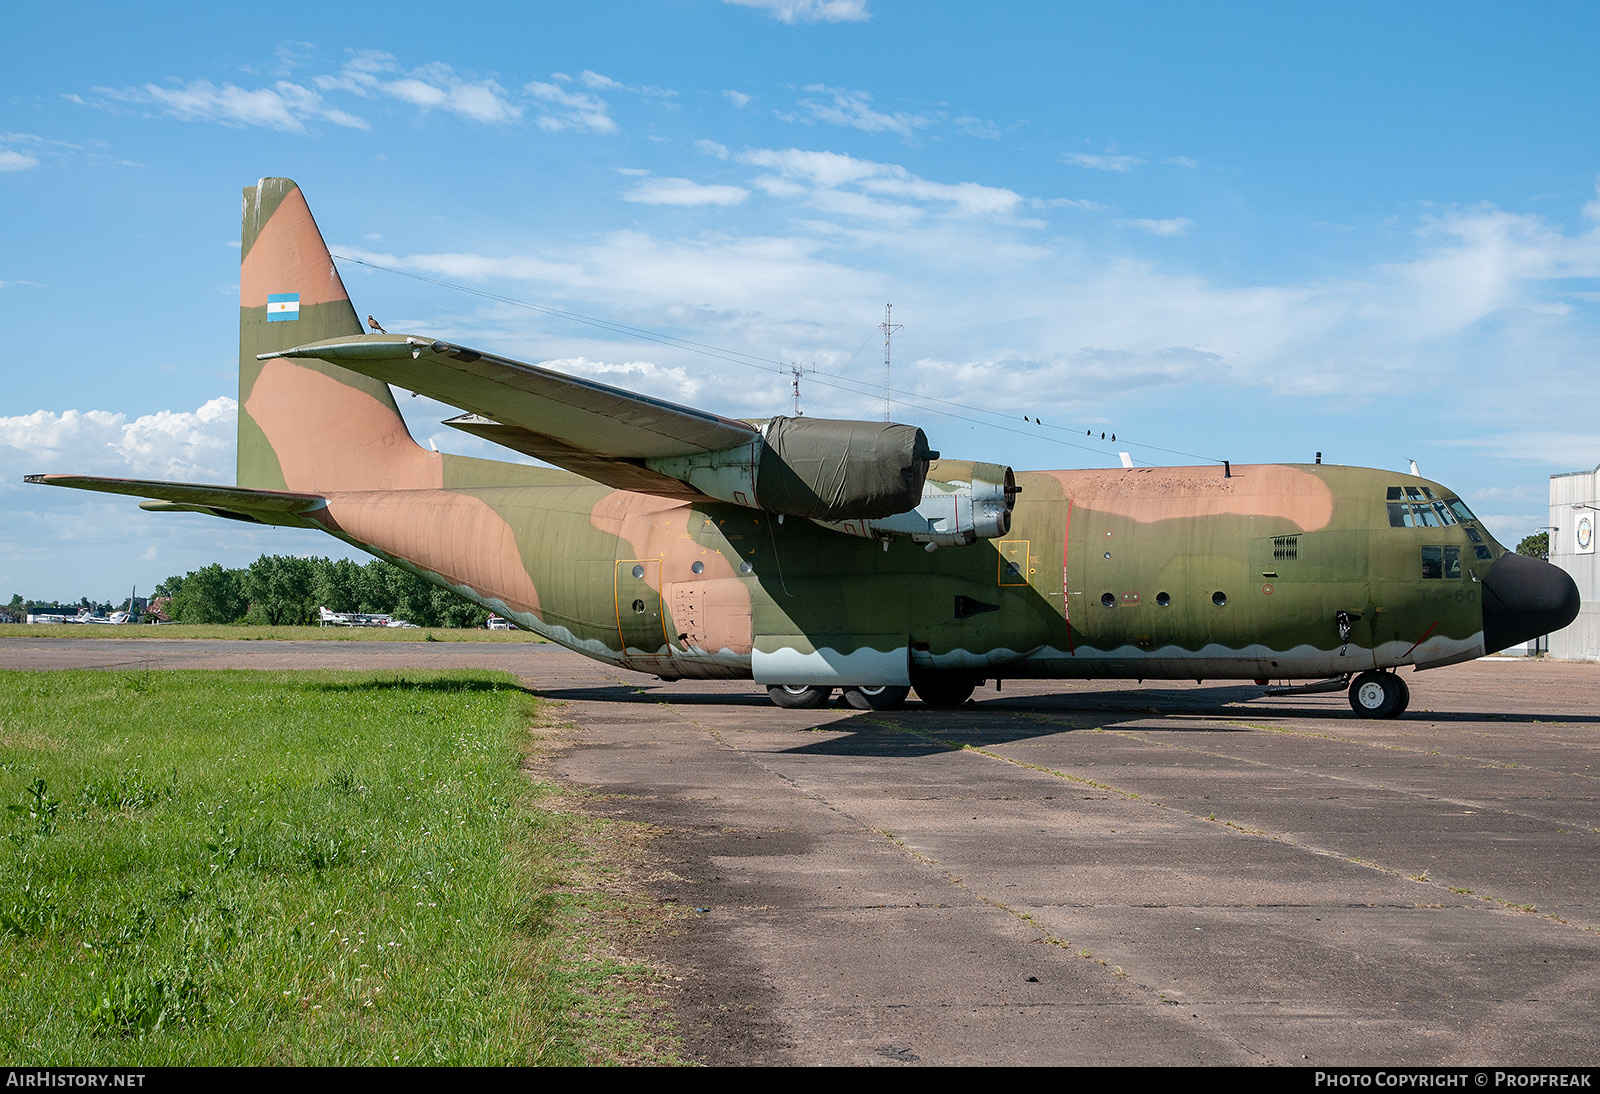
[767,685,833,709]
[841,685,910,711]
[1348,671,1409,719]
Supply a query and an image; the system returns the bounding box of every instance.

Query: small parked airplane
[28,179,1580,716]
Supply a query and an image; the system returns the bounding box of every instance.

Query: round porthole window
[631,599,645,614]
[1101,592,1116,607]
[631,564,645,579]
[739,561,754,574]
[1156,592,1171,607]
[1213,591,1227,607]
[691,560,704,575]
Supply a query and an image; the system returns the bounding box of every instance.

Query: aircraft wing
[256,335,975,536]
[24,475,326,527]
[436,413,706,499]
[259,335,759,495]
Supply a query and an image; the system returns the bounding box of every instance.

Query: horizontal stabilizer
[26,475,326,527]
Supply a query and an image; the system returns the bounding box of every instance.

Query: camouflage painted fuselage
[282,454,1496,686]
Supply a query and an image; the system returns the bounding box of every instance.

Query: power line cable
[334,253,1224,464]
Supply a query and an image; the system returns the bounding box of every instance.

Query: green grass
[0,624,545,642]
[0,669,677,1065]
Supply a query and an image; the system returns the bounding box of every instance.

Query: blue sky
[4,0,1599,600]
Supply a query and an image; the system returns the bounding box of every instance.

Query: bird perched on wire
[367,315,387,334]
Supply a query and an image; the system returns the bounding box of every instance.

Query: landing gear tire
[768,685,833,709]
[1348,671,1407,719]
[841,685,911,711]
[912,674,978,708]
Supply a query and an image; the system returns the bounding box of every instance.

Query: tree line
[152,555,492,628]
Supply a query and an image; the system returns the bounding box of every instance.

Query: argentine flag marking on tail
[266,292,300,322]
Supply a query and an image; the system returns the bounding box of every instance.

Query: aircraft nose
[1481,552,1581,654]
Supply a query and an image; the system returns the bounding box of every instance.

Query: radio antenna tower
[789,364,810,416]
[879,303,902,422]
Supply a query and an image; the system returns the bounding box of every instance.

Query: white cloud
[1117,217,1193,237]
[384,76,518,123]
[1581,176,1600,223]
[0,147,39,171]
[737,147,1022,218]
[1064,152,1143,172]
[0,397,237,482]
[541,357,705,402]
[1036,196,1106,211]
[577,69,676,100]
[722,0,870,24]
[337,246,582,284]
[724,90,754,109]
[739,147,878,189]
[623,177,749,206]
[526,77,617,133]
[320,54,521,123]
[96,79,369,132]
[953,116,1001,140]
[793,86,927,139]
[89,52,531,132]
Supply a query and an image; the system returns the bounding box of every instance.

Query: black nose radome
[1481,552,1581,654]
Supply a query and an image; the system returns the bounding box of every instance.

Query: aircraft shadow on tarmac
[528,681,1600,761]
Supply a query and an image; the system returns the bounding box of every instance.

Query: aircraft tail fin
[238,178,434,493]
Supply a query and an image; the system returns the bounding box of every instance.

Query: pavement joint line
[1219,719,1600,783]
[1087,721,1600,835]
[871,714,1600,939]
[610,699,1179,1011]
[852,713,1282,1059]
[591,693,1243,1038]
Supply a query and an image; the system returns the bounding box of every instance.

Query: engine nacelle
[813,460,1017,547]
[647,416,936,520]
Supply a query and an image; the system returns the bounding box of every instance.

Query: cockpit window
[1386,487,1477,529]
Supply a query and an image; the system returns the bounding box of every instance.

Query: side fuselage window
[1420,545,1462,579]
[1421,545,1443,580]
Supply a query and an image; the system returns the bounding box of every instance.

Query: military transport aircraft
[28,179,1581,717]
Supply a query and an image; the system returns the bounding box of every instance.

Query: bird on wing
[367,315,387,334]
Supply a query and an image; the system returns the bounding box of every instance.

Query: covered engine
[648,416,937,520]
[757,416,935,519]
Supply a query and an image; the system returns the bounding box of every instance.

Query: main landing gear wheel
[911,674,978,709]
[767,685,833,709]
[1348,671,1409,719]
[841,685,910,711]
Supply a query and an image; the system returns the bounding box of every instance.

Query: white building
[1548,466,1600,660]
